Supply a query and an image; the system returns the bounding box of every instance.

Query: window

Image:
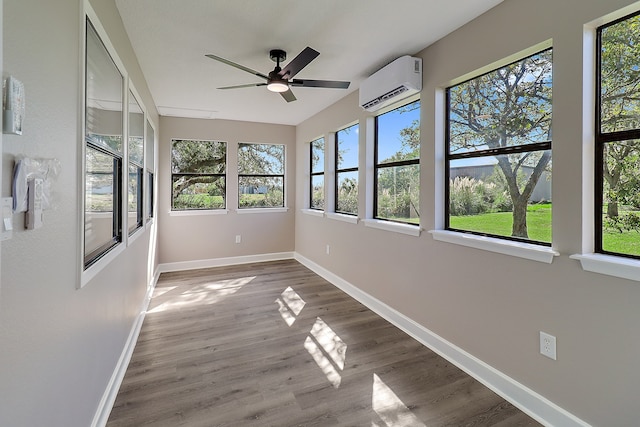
[128,91,144,234]
[145,119,155,221]
[446,48,553,245]
[171,139,226,210]
[84,20,124,268]
[310,137,325,210]
[597,15,640,259]
[374,100,420,224]
[238,143,285,208]
[335,124,359,215]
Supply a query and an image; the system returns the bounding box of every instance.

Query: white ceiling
[115,0,502,126]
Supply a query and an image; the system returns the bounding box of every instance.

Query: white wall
[158,116,296,267]
[295,1,640,425]
[0,1,159,426]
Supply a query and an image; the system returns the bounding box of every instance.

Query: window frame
[310,137,325,210]
[83,18,125,269]
[373,100,420,226]
[444,48,553,247]
[237,142,286,209]
[127,89,144,235]
[595,12,640,260]
[335,124,359,216]
[145,119,156,222]
[170,139,227,211]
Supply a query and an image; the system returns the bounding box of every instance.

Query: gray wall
[0,0,159,426]
[158,117,296,265]
[295,1,640,426]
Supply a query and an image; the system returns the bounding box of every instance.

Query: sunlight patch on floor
[372,373,426,427]
[304,317,347,388]
[275,286,306,326]
[147,276,255,314]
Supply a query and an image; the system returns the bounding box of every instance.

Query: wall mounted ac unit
[359,55,422,112]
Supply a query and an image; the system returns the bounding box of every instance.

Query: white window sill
[80,243,126,288]
[364,219,421,236]
[169,209,228,216]
[326,212,359,224]
[301,208,325,217]
[570,253,640,282]
[429,230,559,264]
[236,207,289,214]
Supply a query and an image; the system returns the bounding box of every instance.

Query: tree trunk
[512,197,529,238]
[607,201,619,218]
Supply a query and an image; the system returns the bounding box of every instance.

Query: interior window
[445,49,553,245]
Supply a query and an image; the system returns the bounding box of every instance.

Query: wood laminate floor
[107,260,542,427]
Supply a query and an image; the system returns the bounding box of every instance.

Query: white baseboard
[294,253,591,427]
[158,251,295,273]
[90,269,158,427]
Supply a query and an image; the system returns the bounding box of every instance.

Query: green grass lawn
[450,203,640,256]
[450,203,552,243]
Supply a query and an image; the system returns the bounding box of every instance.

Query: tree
[448,49,552,239]
[599,16,640,218]
[171,140,226,206]
[376,101,420,221]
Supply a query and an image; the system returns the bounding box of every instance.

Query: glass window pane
[601,140,640,256]
[172,140,226,174]
[448,50,552,155]
[172,175,225,210]
[600,15,640,133]
[147,171,154,220]
[238,176,284,208]
[376,100,420,164]
[128,91,144,166]
[146,120,154,170]
[86,21,123,154]
[448,150,551,243]
[337,124,359,169]
[238,143,284,175]
[336,171,358,214]
[311,138,324,173]
[128,165,142,233]
[85,146,116,257]
[311,175,324,210]
[376,164,419,224]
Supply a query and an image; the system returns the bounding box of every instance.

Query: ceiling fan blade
[280,89,297,103]
[278,47,319,79]
[291,79,350,89]
[217,83,267,90]
[205,54,269,80]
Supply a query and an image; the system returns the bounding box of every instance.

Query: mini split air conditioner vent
[361,86,409,110]
[359,55,422,112]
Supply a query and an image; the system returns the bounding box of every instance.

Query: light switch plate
[1,197,13,241]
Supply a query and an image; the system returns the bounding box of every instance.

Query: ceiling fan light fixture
[267,80,289,93]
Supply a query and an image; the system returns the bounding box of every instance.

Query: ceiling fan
[205,47,350,102]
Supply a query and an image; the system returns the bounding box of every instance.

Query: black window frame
[310,137,325,210]
[595,13,640,260]
[84,19,124,269]
[237,142,286,209]
[373,100,421,225]
[445,48,553,246]
[170,139,227,211]
[335,124,359,216]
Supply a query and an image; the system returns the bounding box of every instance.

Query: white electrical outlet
[235,235,241,244]
[540,331,557,360]
[326,244,330,255]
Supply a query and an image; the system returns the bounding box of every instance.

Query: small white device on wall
[26,178,44,230]
[3,75,25,135]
